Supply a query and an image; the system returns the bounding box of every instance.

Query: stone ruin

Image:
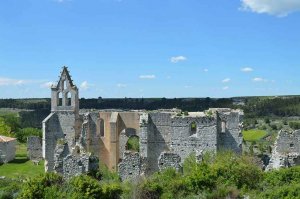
[43,67,99,178]
[267,129,300,170]
[27,136,43,161]
[43,67,244,180]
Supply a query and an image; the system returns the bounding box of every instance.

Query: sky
[0,0,300,98]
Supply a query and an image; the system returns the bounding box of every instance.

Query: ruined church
[43,67,244,180]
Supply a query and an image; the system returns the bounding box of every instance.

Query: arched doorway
[119,128,138,160]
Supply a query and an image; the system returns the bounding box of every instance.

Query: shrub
[18,173,64,199]
[289,121,300,130]
[16,128,42,143]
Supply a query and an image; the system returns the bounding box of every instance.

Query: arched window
[190,121,197,135]
[67,92,72,106]
[58,92,62,106]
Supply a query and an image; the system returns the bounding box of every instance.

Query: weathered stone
[27,136,43,161]
[158,152,182,172]
[118,151,140,181]
[43,67,244,180]
[267,129,300,170]
[0,136,16,164]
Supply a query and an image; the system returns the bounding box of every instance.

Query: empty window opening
[99,119,105,137]
[58,92,62,106]
[67,92,72,106]
[221,121,226,133]
[63,79,67,90]
[190,121,197,135]
[290,143,294,148]
[126,136,140,152]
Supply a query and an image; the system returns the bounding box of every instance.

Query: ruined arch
[119,128,138,160]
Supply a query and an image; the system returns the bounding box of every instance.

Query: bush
[264,118,271,124]
[18,173,64,199]
[0,179,21,199]
[68,175,102,199]
[15,128,42,143]
[289,121,300,130]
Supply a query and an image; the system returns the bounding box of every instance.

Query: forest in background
[1,95,300,125]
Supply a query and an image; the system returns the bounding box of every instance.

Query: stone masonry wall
[118,151,141,181]
[267,129,300,170]
[27,136,43,161]
[217,109,243,154]
[43,112,81,172]
[0,140,16,163]
[170,115,218,161]
[158,152,182,172]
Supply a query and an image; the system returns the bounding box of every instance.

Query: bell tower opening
[50,66,79,113]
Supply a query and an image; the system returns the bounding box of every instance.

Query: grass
[242,129,268,142]
[0,143,44,179]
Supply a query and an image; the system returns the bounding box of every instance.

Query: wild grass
[242,129,268,142]
[0,143,44,179]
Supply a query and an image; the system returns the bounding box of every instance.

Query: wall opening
[119,128,138,160]
[99,119,104,137]
[67,92,72,106]
[126,135,140,152]
[190,121,197,135]
[63,79,67,90]
[221,121,226,133]
[58,92,62,106]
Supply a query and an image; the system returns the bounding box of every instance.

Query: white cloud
[241,67,254,72]
[184,85,192,88]
[139,75,156,79]
[117,83,127,88]
[222,78,231,83]
[241,0,300,17]
[80,81,90,90]
[222,86,229,90]
[204,68,209,72]
[170,56,187,63]
[0,77,28,86]
[40,81,54,88]
[253,77,268,82]
[54,0,70,3]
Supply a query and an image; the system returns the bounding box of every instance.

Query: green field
[242,129,268,141]
[0,143,44,179]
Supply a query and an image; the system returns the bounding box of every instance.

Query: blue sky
[0,0,300,98]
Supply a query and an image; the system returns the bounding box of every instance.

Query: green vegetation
[289,121,300,130]
[242,129,268,142]
[126,136,140,152]
[0,112,42,143]
[1,151,300,198]
[0,143,44,179]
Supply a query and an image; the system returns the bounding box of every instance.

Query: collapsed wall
[120,108,243,180]
[267,129,300,170]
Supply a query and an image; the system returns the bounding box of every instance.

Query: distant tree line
[242,96,300,118]
[2,96,300,121]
